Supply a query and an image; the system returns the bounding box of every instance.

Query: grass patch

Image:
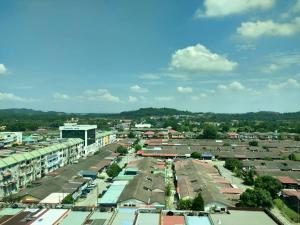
[273,198,299,223]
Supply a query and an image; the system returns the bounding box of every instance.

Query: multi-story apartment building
[96,131,117,147]
[0,132,23,148]
[0,138,84,198]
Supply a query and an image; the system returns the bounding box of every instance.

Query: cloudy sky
[0,0,300,113]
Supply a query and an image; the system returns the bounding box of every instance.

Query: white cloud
[81,88,120,102]
[139,73,160,80]
[281,0,300,18]
[128,96,138,103]
[268,78,300,90]
[155,96,174,102]
[130,85,149,93]
[177,86,193,94]
[191,93,207,100]
[0,64,7,75]
[237,17,300,38]
[261,63,280,73]
[195,0,275,18]
[0,92,28,102]
[169,44,237,74]
[217,81,246,91]
[53,92,70,100]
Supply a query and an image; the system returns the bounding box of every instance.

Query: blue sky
[0,0,300,113]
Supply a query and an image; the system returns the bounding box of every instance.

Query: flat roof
[99,181,128,205]
[186,216,212,225]
[0,208,22,216]
[39,192,69,204]
[136,213,160,225]
[59,211,91,225]
[31,209,68,225]
[161,215,185,225]
[210,210,278,225]
[111,209,136,225]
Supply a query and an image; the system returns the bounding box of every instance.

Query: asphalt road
[211,160,250,191]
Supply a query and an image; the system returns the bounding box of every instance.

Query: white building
[135,124,152,128]
[59,123,97,147]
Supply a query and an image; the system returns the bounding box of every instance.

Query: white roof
[31,209,68,225]
[40,192,69,204]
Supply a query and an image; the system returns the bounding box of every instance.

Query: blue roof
[201,152,214,157]
[99,181,128,205]
[186,216,212,225]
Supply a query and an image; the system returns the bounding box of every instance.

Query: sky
[0,0,300,113]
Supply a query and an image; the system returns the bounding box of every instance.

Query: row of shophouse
[0,130,117,198]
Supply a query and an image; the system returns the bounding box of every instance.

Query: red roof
[142,153,177,157]
[144,131,155,135]
[220,188,243,194]
[169,129,177,133]
[161,216,185,225]
[276,176,298,184]
[282,189,300,199]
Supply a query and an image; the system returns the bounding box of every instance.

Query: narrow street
[211,160,251,191]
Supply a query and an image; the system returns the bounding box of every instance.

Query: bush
[191,152,201,159]
[178,199,193,210]
[249,140,258,147]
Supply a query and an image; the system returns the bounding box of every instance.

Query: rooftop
[210,210,278,225]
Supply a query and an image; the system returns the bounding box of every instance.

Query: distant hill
[119,107,192,118]
[0,108,67,118]
[0,108,300,121]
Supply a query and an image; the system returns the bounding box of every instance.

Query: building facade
[0,138,84,198]
[59,123,97,147]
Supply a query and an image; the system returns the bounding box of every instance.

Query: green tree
[243,170,255,185]
[116,146,128,155]
[254,176,282,199]
[249,140,258,147]
[128,132,135,138]
[62,194,74,204]
[191,193,204,211]
[191,152,201,159]
[178,199,193,210]
[106,163,122,178]
[202,125,218,139]
[224,158,242,171]
[288,153,297,161]
[166,183,172,196]
[134,144,142,152]
[239,188,273,208]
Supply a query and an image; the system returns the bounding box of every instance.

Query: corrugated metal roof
[59,211,91,225]
[99,181,128,205]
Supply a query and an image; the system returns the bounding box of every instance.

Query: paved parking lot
[75,178,108,207]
